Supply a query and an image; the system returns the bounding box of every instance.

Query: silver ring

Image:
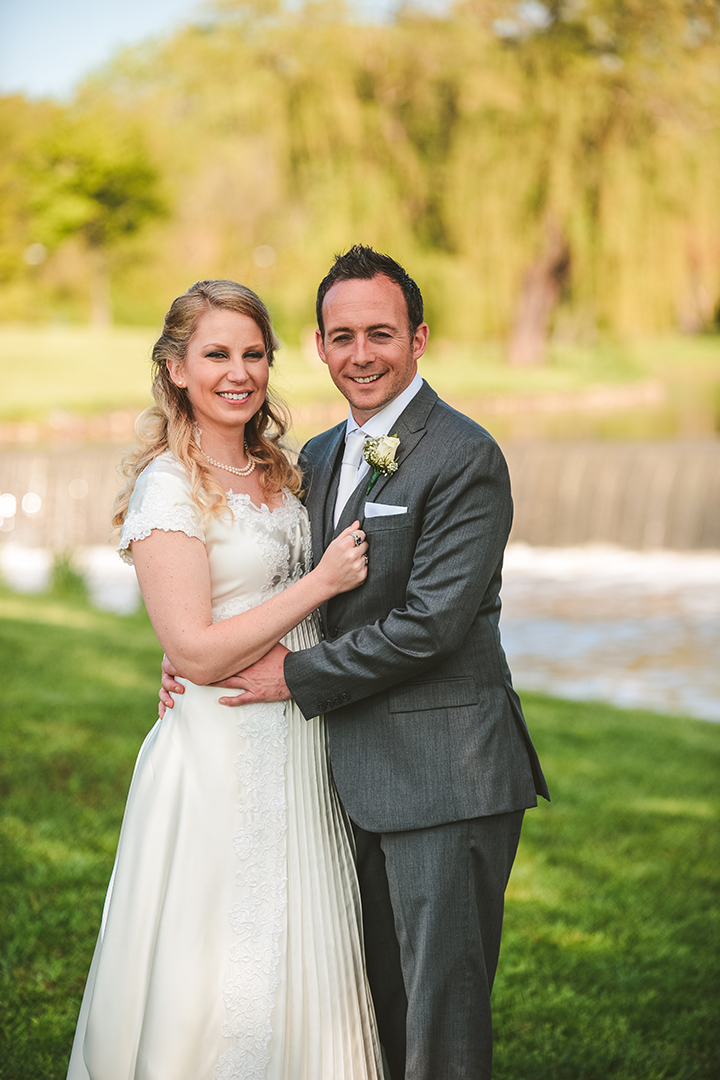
[352,532,363,547]
[363,554,368,564]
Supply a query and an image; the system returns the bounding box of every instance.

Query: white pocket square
[364,502,408,518]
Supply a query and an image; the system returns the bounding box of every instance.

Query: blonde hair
[112,280,301,531]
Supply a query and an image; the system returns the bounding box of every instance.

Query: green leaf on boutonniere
[366,469,381,495]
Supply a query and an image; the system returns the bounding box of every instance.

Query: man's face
[316,274,429,425]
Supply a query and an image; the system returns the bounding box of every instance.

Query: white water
[2,541,719,722]
[501,544,720,722]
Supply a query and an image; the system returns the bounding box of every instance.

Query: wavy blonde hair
[112,280,301,532]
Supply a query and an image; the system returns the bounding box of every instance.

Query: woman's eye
[244,351,265,361]
[206,350,228,360]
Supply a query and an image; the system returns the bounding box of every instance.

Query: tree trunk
[508,220,570,366]
[89,247,112,329]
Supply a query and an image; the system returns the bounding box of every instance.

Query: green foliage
[0,97,59,289]
[0,585,719,1077]
[27,110,165,253]
[0,0,719,336]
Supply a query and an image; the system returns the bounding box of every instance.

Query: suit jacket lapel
[304,423,345,570]
[333,381,438,534]
[321,426,347,552]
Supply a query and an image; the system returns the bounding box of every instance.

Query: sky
[0,0,207,99]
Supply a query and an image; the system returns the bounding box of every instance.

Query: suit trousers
[354,810,525,1080]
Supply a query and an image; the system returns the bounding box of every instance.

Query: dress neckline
[226,488,290,516]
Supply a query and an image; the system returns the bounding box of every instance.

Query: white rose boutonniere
[363,433,400,494]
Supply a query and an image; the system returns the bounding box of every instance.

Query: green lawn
[0,584,718,1079]
[1,323,719,441]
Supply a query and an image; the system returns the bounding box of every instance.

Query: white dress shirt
[333,371,423,525]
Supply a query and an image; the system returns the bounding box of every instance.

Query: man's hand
[159,643,292,715]
[217,643,291,706]
[159,655,182,717]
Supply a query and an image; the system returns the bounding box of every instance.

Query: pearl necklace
[201,439,256,477]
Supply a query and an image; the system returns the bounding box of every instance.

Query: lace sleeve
[119,457,206,566]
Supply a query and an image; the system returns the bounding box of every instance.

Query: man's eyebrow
[327,322,396,335]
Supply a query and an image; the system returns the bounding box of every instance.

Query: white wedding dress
[67,452,383,1080]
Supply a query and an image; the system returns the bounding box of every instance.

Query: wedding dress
[67,451,383,1080]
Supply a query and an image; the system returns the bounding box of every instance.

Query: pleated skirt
[67,617,383,1080]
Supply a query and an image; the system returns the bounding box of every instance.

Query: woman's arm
[132,522,367,685]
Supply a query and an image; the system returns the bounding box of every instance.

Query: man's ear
[315,328,328,365]
[412,323,429,362]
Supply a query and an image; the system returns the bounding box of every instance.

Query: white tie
[334,430,367,526]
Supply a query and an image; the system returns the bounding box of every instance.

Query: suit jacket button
[330,626,339,638]
[341,693,349,702]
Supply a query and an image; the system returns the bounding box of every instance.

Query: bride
[67,280,383,1080]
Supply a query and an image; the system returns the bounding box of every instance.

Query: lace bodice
[119,452,312,623]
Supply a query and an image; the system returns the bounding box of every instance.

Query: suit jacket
[284,380,549,832]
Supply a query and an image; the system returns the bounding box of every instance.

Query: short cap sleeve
[119,453,205,565]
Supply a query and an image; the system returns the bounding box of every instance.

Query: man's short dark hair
[316,245,424,339]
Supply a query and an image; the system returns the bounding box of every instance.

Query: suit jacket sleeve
[284,432,513,719]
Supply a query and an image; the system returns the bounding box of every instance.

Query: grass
[0,583,162,1079]
[494,695,720,1079]
[0,324,156,421]
[0,585,719,1078]
[1,324,719,442]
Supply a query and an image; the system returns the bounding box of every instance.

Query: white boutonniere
[364,433,400,494]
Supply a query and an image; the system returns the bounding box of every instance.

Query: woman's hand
[314,521,368,597]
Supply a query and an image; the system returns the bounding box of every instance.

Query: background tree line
[1,0,719,363]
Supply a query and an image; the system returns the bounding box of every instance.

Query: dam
[1,440,719,722]
[1,440,719,551]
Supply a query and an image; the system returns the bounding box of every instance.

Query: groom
[165,246,549,1078]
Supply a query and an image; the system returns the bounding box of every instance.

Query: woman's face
[168,307,269,439]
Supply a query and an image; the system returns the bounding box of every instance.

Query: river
[2,541,719,723]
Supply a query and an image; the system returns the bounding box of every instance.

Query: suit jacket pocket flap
[389,676,478,713]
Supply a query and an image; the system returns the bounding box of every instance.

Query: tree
[28,108,165,326]
[2,0,719,343]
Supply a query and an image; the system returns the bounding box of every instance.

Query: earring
[177,381,185,387]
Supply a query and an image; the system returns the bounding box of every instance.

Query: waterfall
[1,441,719,551]
[504,441,720,549]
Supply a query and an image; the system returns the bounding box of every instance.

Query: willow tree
[7,0,718,349]
[443,0,720,359]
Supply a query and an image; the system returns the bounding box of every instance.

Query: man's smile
[350,374,383,384]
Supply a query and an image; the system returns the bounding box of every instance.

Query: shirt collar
[345,371,423,440]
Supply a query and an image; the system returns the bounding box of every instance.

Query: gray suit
[285,381,548,1079]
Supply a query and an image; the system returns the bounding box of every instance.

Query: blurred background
[1,0,719,719]
[2,6,720,1077]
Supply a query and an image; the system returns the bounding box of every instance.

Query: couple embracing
[67,246,548,1080]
